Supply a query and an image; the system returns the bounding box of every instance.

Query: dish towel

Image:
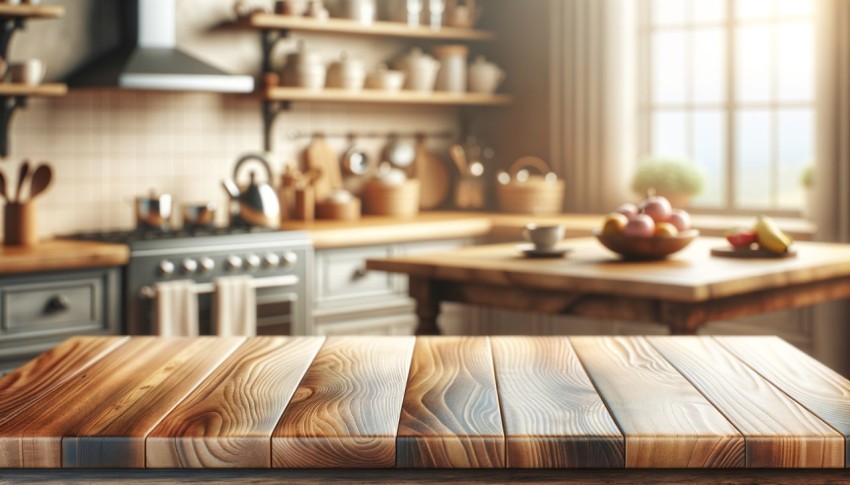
[213,275,257,337]
[154,280,199,337]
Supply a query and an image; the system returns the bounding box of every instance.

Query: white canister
[282,42,326,90]
[326,52,366,90]
[347,0,376,24]
[432,44,468,93]
[468,55,505,94]
[397,48,440,92]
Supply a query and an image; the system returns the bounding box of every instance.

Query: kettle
[222,153,280,228]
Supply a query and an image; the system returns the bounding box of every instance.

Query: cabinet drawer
[2,277,105,336]
[315,245,401,307]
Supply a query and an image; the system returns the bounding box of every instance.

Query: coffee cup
[522,223,565,251]
[9,59,44,86]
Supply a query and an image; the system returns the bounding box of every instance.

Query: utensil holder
[4,201,37,246]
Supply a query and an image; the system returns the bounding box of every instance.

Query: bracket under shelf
[0,95,26,157]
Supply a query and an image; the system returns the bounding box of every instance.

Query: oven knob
[245,254,261,270]
[181,259,198,274]
[263,252,280,268]
[225,255,243,271]
[158,260,175,277]
[199,257,215,273]
[281,251,298,268]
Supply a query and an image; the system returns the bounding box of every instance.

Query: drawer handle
[351,267,369,281]
[45,295,71,314]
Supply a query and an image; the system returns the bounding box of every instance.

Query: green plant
[631,157,704,197]
[800,165,814,189]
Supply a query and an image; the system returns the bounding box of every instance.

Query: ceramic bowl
[594,229,699,260]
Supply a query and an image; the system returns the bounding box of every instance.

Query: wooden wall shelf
[244,13,496,42]
[0,83,67,97]
[0,4,63,19]
[264,87,512,106]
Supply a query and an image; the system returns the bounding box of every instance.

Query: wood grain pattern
[265,88,512,107]
[63,337,246,468]
[0,239,128,275]
[569,336,744,468]
[490,336,624,468]
[0,4,64,18]
[0,337,128,427]
[397,337,503,468]
[146,337,324,469]
[0,338,211,468]
[0,83,67,97]
[648,337,844,468]
[716,336,850,467]
[272,336,415,468]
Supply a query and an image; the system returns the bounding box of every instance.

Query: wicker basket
[497,156,565,215]
[316,198,361,221]
[363,179,420,217]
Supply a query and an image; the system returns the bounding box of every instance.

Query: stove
[65,227,313,336]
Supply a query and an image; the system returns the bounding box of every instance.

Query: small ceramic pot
[326,52,366,90]
[468,55,505,94]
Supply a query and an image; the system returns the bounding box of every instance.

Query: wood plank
[264,87,512,106]
[490,336,624,468]
[716,336,850,468]
[146,337,324,468]
[397,337,503,468]
[0,338,219,468]
[245,13,496,41]
[63,337,246,468]
[569,336,744,468]
[648,337,844,468]
[0,4,64,18]
[0,83,67,97]
[272,336,415,468]
[0,240,128,275]
[0,337,128,427]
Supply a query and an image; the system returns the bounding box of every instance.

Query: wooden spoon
[28,164,53,200]
[15,159,29,203]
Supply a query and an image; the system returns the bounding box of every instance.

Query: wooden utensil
[413,135,449,210]
[449,144,468,175]
[15,159,29,203]
[305,135,342,202]
[28,164,53,200]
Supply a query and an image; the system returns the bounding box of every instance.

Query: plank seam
[484,336,508,469]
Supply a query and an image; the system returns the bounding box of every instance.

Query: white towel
[154,280,199,337]
[213,275,257,337]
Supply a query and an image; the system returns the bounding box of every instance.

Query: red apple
[639,195,673,223]
[623,214,656,237]
[667,209,691,231]
[615,203,639,220]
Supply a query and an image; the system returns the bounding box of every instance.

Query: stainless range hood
[67,0,254,93]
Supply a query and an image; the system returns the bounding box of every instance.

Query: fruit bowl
[594,229,700,260]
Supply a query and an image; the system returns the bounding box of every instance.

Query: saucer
[517,244,572,259]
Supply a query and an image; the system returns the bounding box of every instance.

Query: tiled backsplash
[8,91,456,236]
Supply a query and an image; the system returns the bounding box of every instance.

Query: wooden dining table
[0,335,848,484]
[365,236,850,335]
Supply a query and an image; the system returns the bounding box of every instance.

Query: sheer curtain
[813,0,850,376]
[549,0,637,214]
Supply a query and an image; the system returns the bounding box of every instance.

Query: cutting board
[710,246,798,259]
[413,137,449,210]
[305,136,343,202]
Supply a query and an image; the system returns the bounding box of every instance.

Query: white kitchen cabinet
[312,238,474,336]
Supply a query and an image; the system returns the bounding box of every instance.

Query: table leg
[409,277,442,335]
[660,302,708,335]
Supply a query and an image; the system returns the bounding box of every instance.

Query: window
[639,0,815,213]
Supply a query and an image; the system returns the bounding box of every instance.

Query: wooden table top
[366,237,850,302]
[0,239,129,275]
[0,335,848,470]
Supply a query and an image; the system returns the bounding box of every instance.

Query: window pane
[777,22,813,101]
[692,0,726,23]
[736,110,772,208]
[652,110,688,158]
[736,25,772,103]
[777,109,812,208]
[692,28,725,103]
[652,0,687,25]
[652,31,687,104]
[735,0,776,20]
[691,110,725,207]
[777,0,812,16]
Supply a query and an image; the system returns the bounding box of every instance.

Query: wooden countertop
[0,239,129,275]
[0,335,847,470]
[366,237,850,302]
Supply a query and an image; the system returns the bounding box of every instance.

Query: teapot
[396,48,440,92]
[222,153,280,228]
[468,55,505,94]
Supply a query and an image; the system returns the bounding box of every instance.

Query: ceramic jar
[326,52,366,90]
[432,44,468,93]
[366,64,406,92]
[282,42,326,90]
[347,0,376,24]
[468,55,505,94]
[397,48,440,92]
